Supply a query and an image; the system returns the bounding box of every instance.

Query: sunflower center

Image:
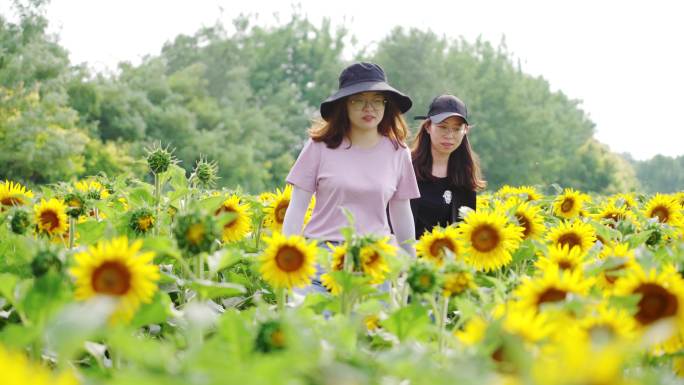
[1,196,23,206]
[365,251,380,266]
[419,274,432,287]
[557,259,574,271]
[186,223,205,245]
[634,283,678,325]
[275,201,289,224]
[275,246,305,272]
[651,206,670,223]
[560,198,575,213]
[40,209,60,231]
[471,225,500,252]
[537,287,567,306]
[219,207,238,228]
[138,216,153,231]
[429,238,455,258]
[557,233,581,250]
[91,261,131,295]
[270,329,285,348]
[604,263,626,284]
[516,213,531,238]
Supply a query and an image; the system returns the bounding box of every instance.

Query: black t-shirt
[410,177,476,238]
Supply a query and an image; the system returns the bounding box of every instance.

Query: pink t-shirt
[286,136,420,242]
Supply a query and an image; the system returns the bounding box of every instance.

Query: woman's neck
[431,148,450,177]
[349,126,381,149]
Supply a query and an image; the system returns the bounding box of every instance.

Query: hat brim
[429,112,468,125]
[320,81,413,119]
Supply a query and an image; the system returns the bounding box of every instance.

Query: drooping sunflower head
[264,185,293,232]
[458,210,524,272]
[31,247,63,278]
[75,179,110,200]
[0,180,34,209]
[416,226,460,266]
[643,193,683,227]
[33,198,68,237]
[129,208,156,235]
[63,192,86,218]
[215,194,252,243]
[514,265,594,314]
[359,237,396,284]
[517,185,543,202]
[546,220,597,255]
[173,212,219,255]
[10,209,31,235]
[69,237,159,324]
[613,264,684,329]
[595,243,638,290]
[609,193,638,210]
[535,243,587,273]
[553,188,591,219]
[259,232,317,289]
[593,201,633,228]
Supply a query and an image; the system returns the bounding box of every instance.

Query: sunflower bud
[254,320,286,353]
[146,143,177,175]
[129,208,155,235]
[64,192,86,218]
[407,262,437,295]
[190,157,219,189]
[31,248,62,277]
[10,209,31,234]
[173,211,219,255]
[407,263,437,294]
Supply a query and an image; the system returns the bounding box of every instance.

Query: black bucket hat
[320,62,413,120]
[414,94,469,124]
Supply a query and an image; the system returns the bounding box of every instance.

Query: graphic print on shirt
[443,190,452,204]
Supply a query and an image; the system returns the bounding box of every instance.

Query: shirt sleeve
[391,147,421,201]
[286,138,320,193]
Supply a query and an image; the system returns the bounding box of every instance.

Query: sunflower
[33,198,68,237]
[513,265,594,314]
[642,193,683,227]
[516,185,543,202]
[442,269,476,297]
[674,191,684,209]
[416,226,460,266]
[503,307,555,343]
[535,244,587,273]
[0,180,33,209]
[454,315,488,346]
[264,185,314,232]
[578,304,638,343]
[477,193,492,211]
[129,208,155,235]
[553,188,591,219]
[546,220,596,255]
[613,264,684,329]
[458,210,524,272]
[609,193,638,210]
[0,343,78,385]
[595,243,638,290]
[70,237,160,324]
[75,179,110,200]
[320,242,348,295]
[215,194,252,243]
[504,199,545,240]
[593,201,635,228]
[674,356,684,377]
[259,232,317,289]
[360,237,396,283]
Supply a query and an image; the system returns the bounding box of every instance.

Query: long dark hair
[411,120,486,191]
[309,94,410,150]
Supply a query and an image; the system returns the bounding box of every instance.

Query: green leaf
[0,273,19,302]
[383,303,430,342]
[188,279,246,300]
[128,185,155,207]
[129,291,172,328]
[75,220,108,246]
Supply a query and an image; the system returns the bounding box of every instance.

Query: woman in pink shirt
[282,62,420,291]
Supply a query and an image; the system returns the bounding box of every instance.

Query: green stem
[254,219,263,250]
[154,172,161,236]
[438,295,450,353]
[277,287,286,314]
[196,253,203,280]
[68,216,75,249]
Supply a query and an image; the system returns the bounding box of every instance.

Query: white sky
[2,0,682,160]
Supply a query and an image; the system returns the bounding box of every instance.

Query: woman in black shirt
[410,95,486,238]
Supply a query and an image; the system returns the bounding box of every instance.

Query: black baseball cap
[414,94,468,124]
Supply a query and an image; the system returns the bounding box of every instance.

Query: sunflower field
[1,147,684,385]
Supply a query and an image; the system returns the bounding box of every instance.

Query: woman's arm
[388,199,416,258]
[281,185,314,237]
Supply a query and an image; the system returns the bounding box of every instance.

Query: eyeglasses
[348,96,387,111]
[435,123,467,135]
